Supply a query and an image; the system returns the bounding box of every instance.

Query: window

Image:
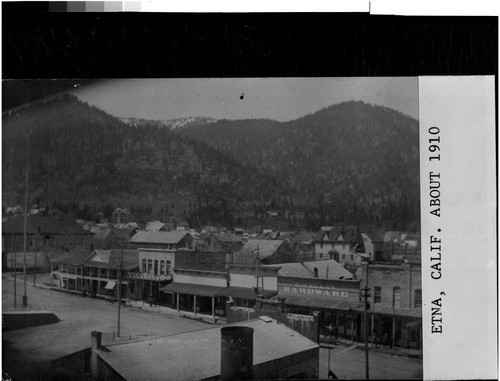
[160,260,165,275]
[142,259,147,273]
[350,254,354,261]
[374,286,381,304]
[148,259,153,274]
[154,260,159,276]
[342,254,346,260]
[320,242,323,248]
[414,289,422,308]
[393,286,401,308]
[166,260,172,274]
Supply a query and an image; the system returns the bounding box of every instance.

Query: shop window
[393,286,401,308]
[142,259,147,273]
[160,260,166,275]
[374,286,381,304]
[148,259,153,274]
[414,289,422,308]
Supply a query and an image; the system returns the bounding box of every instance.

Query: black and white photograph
[1,5,497,381]
[2,77,423,380]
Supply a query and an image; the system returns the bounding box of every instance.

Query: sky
[71,77,419,122]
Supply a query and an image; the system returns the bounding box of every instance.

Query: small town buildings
[90,317,319,380]
[50,249,139,299]
[221,264,279,308]
[277,274,362,340]
[160,267,229,319]
[357,262,422,349]
[2,216,93,270]
[128,230,194,250]
[232,238,295,265]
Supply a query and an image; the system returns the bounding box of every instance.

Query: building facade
[50,249,139,299]
[358,263,422,349]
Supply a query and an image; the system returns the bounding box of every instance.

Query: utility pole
[254,247,260,294]
[117,239,123,337]
[22,132,30,307]
[361,285,371,380]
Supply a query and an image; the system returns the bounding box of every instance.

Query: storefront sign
[281,285,349,298]
[128,272,172,282]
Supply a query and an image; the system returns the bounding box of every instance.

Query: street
[2,273,208,363]
[319,345,423,379]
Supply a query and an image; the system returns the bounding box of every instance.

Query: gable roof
[96,317,318,381]
[267,259,353,280]
[85,249,139,270]
[313,225,362,243]
[129,230,191,245]
[145,221,166,231]
[2,216,91,235]
[232,239,289,264]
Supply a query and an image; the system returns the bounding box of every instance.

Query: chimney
[221,326,254,380]
[90,331,102,380]
[313,267,319,278]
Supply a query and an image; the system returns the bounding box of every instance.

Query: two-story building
[50,249,139,299]
[357,262,422,349]
[313,226,367,266]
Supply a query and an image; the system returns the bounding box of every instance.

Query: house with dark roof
[128,230,194,250]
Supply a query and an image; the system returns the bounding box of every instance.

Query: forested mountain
[2,94,286,226]
[158,101,420,230]
[3,96,420,231]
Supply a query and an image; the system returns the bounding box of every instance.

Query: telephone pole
[117,239,123,337]
[361,286,371,379]
[254,247,260,295]
[22,132,30,307]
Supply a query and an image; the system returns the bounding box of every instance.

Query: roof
[85,249,139,271]
[215,287,277,300]
[211,232,243,243]
[2,216,91,235]
[284,296,354,311]
[90,226,112,240]
[160,282,226,297]
[129,230,191,245]
[268,260,353,280]
[96,317,318,381]
[313,226,361,243]
[145,221,166,232]
[232,239,288,264]
[50,251,91,266]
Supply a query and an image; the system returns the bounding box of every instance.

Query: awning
[105,281,117,290]
[284,296,353,311]
[160,282,226,297]
[215,287,277,300]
